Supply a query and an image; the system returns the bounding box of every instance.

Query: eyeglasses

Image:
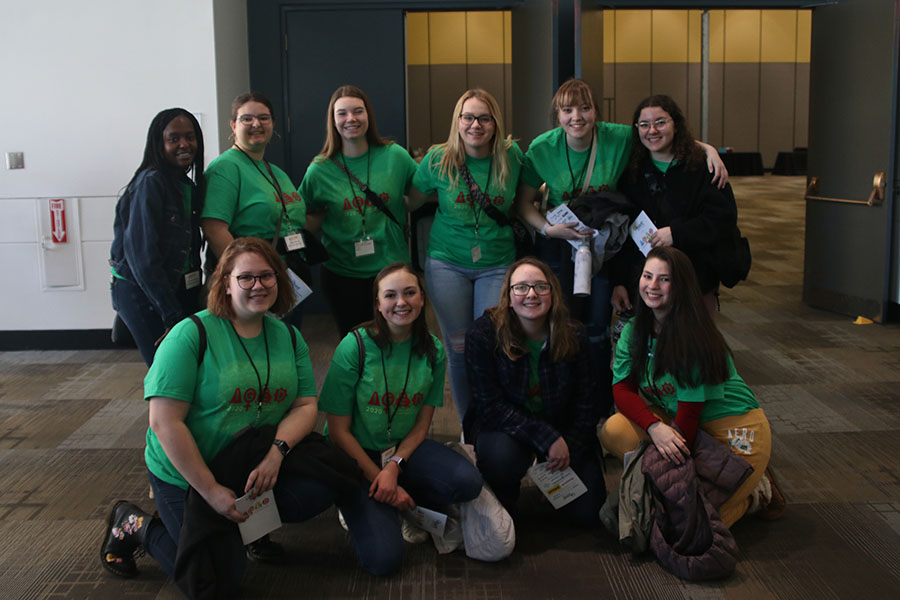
[635,118,671,131]
[232,272,277,289]
[237,113,272,125]
[459,113,494,126]
[510,282,552,296]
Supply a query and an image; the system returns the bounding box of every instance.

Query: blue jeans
[474,431,605,527]
[535,237,613,415]
[425,256,508,424]
[111,277,198,367]
[144,468,402,581]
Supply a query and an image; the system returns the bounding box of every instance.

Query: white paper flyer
[526,462,588,509]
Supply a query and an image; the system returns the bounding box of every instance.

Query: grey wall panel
[759,63,796,168]
[708,62,724,147]
[429,64,468,148]
[651,62,689,119]
[581,7,605,101]
[512,0,555,150]
[407,65,432,155]
[466,64,508,121]
[504,63,514,135]
[603,63,616,122]
[614,63,651,124]
[794,62,809,149]
[722,63,760,151]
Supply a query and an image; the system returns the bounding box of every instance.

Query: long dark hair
[628,247,729,388]
[489,257,580,362]
[127,108,205,201]
[626,94,704,182]
[363,262,436,366]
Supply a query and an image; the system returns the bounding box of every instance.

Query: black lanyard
[380,342,413,441]
[235,146,293,227]
[230,319,271,423]
[565,143,591,199]
[341,151,371,236]
[467,158,492,237]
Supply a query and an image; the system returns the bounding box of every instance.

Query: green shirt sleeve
[201,158,240,225]
[291,325,317,398]
[144,318,201,403]
[424,337,446,408]
[319,332,360,416]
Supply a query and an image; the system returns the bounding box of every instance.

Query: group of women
[104,80,782,593]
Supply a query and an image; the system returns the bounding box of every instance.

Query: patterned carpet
[1,175,899,599]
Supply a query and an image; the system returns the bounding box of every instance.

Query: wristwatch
[388,455,406,473]
[273,439,291,457]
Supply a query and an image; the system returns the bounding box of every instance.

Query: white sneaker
[401,517,429,544]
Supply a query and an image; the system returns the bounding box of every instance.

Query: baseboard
[0,329,130,351]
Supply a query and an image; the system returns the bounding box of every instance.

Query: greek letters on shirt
[366,390,425,414]
[641,382,676,397]
[274,190,303,205]
[453,191,506,207]
[342,192,390,214]
[559,183,610,202]
[229,386,289,412]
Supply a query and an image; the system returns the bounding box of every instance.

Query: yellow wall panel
[687,10,702,63]
[429,12,466,65]
[604,10,616,63]
[709,10,725,63]
[504,11,511,63]
[652,10,689,63]
[761,10,796,62]
[466,11,504,64]
[615,10,651,63]
[724,10,761,62]
[406,12,429,66]
[796,10,811,63]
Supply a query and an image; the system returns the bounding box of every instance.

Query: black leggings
[320,267,376,337]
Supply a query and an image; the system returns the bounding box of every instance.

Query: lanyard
[380,342,413,441]
[235,146,294,229]
[341,151,371,236]
[230,319,271,423]
[467,157,492,238]
[565,143,591,199]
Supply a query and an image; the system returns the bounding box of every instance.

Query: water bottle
[573,237,591,297]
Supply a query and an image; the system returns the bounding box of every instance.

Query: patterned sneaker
[100,501,151,578]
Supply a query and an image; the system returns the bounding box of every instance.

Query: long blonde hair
[429,89,514,189]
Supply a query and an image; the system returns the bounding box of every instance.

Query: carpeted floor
[1,175,899,599]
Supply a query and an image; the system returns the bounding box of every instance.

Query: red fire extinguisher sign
[49,199,67,243]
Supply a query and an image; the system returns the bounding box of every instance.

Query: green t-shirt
[300,144,416,277]
[413,142,523,268]
[652,158,676,173]
[521,122,632,208]
[202,148,306,240]
[143,310,317,489]
[525,339,544,415]
[612,320,759,423]
[319,329,446,451]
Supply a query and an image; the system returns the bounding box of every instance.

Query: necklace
[230,319,271,422]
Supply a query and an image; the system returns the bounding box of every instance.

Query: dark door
[283,8,406,181]
[803,0,898,321]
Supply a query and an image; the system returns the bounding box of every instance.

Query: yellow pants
[600,407,771,527]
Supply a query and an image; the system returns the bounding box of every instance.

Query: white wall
[0,0,248,332]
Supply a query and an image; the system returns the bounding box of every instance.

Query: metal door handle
[805,171,886,206]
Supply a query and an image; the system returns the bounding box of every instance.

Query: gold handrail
[805,172,886,206]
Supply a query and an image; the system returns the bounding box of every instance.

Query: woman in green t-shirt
[409,88,584,426]
[599,247,784,525]
[321,262,482,548]
[99,238,398,583]
[301,85,418,337]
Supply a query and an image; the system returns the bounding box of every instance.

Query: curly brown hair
[626,95,704,182]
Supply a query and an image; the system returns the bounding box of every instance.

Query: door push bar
[805,171,886,206]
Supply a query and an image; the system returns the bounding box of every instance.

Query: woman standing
[614,95,738,316]
[410,89,582,425]
[100,238,398,586]
[201,92,307,326]
[599,247,782,526]
[110,108,205,366]
[320,262,482,548]
[464,258,605,525]
[516,79,728,415]
[301,86,418,336]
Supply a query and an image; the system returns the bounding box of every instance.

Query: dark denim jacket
[110,168,201,327]
[464,313,602,461]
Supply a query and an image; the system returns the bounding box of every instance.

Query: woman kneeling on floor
[464,257,606,525]
[100,237,398,595]
[600,246,784,527]
[320,262,483,547]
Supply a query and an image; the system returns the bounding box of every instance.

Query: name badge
[184,271,201,290]
[471,244,482,263]
[355,238,375,257]
[284,232,305,251]
[380,446,397,468]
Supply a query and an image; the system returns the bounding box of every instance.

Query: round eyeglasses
[510,283,552,296]
[232,272,277,289]
[236,114,272,125]
[635,118,671,131]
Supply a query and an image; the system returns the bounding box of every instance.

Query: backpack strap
[351,328,365,378]
[188,314,207,366]
[285,321,297,359]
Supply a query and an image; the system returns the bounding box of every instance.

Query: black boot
[100,500,152,578]
[246,534,285,563]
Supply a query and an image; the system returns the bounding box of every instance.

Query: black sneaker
[100,501,151,578]
[246,534,285,563]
